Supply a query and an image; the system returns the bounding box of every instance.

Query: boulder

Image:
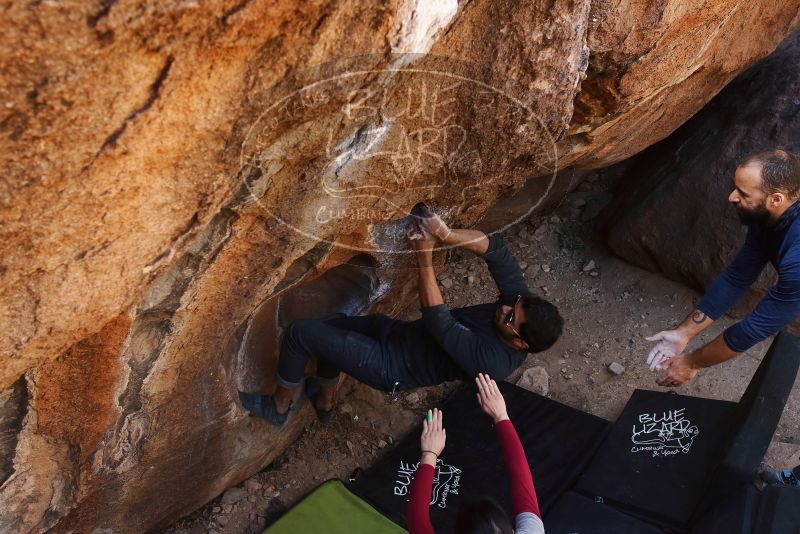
[1,1,798,532]
[557,0,800,170]
[604,26,800,316]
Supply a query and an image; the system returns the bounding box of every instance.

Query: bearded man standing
[646,149,800,386]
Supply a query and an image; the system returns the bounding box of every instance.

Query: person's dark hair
[739,149,800,197]
[519,295,563,352]
[454,497,514,534]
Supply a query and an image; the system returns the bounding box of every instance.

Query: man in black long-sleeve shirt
[238,208,563,426]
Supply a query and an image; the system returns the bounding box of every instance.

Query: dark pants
[276,315,403,392]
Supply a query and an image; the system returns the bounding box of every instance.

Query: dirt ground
[166,175,800,534]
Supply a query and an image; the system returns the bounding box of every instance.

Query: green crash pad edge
[264,479,407,534]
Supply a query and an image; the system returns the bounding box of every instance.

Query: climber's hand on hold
[407,223,436,253]
[419,213,451,242]
[411,202,452,242]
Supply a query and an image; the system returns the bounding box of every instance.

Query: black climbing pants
[276,315,408,392]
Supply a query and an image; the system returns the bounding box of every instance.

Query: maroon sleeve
[495,419,541,518]
[407,463,436,534]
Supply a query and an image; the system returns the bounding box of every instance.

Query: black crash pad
[575,389,737,528]
[544,491,665,534]
[696,331,800,515]
[752,485,800,534]
[688,483,760,534]
[349,381,610,532]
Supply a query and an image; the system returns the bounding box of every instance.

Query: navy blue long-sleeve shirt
[381,234,532,387]
[697,209,800,353]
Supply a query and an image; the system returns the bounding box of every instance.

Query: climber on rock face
[238,203,563,426]
[646,149,800,387]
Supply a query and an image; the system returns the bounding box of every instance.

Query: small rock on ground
[608,362,626,376]
[516,366,549,396]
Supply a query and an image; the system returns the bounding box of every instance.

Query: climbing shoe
[760,468,800,487]
[305,377,334,424]
[238,391,291,427]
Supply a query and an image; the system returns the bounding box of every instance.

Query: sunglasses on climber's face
[503,295,523,339]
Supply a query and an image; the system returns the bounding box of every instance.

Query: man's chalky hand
[645,329,689,371]
[655,354,699,387]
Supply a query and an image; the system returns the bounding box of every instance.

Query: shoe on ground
[760,468,800,487]
[238,391,291,427]
[305,377,334,424]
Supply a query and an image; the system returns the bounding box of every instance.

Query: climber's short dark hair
[520,296,563,352]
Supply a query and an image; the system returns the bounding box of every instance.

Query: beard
[735,202,772,226]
